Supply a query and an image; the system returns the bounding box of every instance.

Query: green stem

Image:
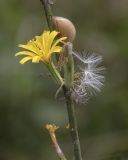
[47,62,64,85]
[64,43,74,88]
[63,86,82,160]
[63,43,82,160]
[40,0,54,30]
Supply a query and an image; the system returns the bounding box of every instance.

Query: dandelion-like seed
[15,30,67,64]
[72,51,105,103]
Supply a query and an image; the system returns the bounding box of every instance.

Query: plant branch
[63,87,82,160]
[40,0,54,30]
[46,124,67,160]
[63,43,82,160]
[40,1,83,160]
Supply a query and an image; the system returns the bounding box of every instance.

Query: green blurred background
[0,0,128,160]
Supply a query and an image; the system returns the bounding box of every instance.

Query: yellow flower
[15,30,67,64]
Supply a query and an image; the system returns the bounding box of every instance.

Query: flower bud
[53,16,76,42]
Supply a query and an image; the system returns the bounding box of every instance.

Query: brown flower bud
[53,16,76,42]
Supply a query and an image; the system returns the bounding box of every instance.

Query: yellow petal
[42,31,50,51]
[32,56,41,63]
[51,46,62,53]
[19,57,32,64]
[15,51,35,57]
[19,44,39,55]
[35,36,42,49]
[48,31,59,48]
[51,37,67,51]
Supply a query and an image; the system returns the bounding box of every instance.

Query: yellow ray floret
[15,30,67,64]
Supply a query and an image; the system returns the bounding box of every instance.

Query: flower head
[15,30,67,64]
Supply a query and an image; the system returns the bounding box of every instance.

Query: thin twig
[40,0,55,30]
[46,124,67,160]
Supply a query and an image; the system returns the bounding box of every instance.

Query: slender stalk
[40,1,83,160]
[63,43,82,160]
[40,0,54,30]
[64,43,74,88]
[46,124,67,160]
[63,86,82,160]
[47,62,64,85]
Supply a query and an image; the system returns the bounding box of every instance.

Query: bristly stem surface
[40,1,83,160]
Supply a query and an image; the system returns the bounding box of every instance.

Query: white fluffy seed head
[72,52,105,104]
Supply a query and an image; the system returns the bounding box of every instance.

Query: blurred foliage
[0,0,128,160]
